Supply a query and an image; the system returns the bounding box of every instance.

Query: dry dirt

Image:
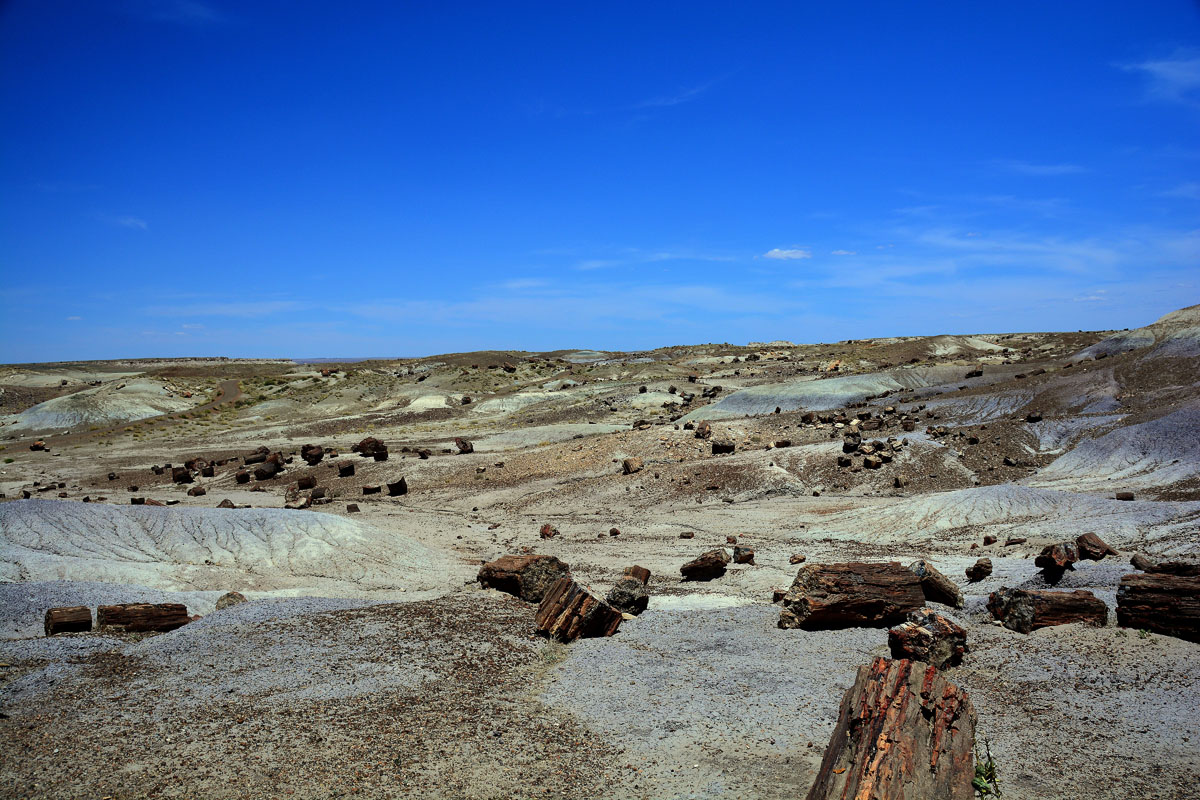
[1,306,1198,799]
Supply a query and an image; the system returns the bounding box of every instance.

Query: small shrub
[973,738,1001,797]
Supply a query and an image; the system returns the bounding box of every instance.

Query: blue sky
[1,1,1198,361]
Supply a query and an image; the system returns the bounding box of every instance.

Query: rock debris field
[1,305,1199,799]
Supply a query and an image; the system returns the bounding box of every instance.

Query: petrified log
[622,457,644,475]
[1035,542,1078,574]
[733,545,755,565]
[606,576,649,615]
[711,439,735,455]
[806,657,976,800]
[386,478,408,496]
[454,437,474,454]
[338,462,355,478]
[986,587,1107,634]
[235,470,250,484]
[244,447,269,465]
[908,559,964,608]
[680,548,731,581]
[97,603,190,632]
[694,420,712,440]
[253,461,280,481]
[217,498,236,508]
[345,503,359,513]
[888,608,968,669]
[1074,532,1117,561]
[964,558,992,582]
[296,475,316,491]
[373,450,389,462]
[623,565,651,585]
[171,466,193,484]
[200,465,215,478]
[535,578,622,642]
[779,562,924,630]
[362,485,381,495]
[44,606,92,636]
[186,486,206,497]
[1130,555,1200,576]
[1116,573,1200,642]
[301,444,324,466]
[477,554,571,603]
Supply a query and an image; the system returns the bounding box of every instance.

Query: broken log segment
[477,554,571,603]
[779,562,924,630]
[888,608,968,669]
[1116,573,1200,643]
[97,603,191,632]
[534,577,622,642]
[806,657,976,800]
[680,548,730,581]
[986,587,1107,634]
[44,606,92,636]
[908,559,964,608]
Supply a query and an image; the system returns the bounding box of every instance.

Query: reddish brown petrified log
[534,577,622,642]
[779,562,924,630]
[680,548,731,581]
[97,603,190,632]
[908,559,963,608]
[477,554,571,603]
[44,606,92,636]
[1116,573,1200,642]
[986,587,1107,634]
[386,477,408,496]
[1075,532,1118,561]
[806,657,976,800]
[1034,542,1078,574]
[623,565,651,585]
[888,608,968,669]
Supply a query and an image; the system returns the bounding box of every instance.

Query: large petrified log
[355,437,388,458]
[44,606,92,636]
[301,444,324,466]
[1075,532,1118,561]
[986,587,1107,634]
[779,562,924,630]
[1116,573,1200,642]
[908,559,963,608]
[1130,554,1200,576]
[534,577,622,642]
[478,554,571,603]
[680,548,731,581]
[806,657,976,800]
[888,608,968,669]
[97,603,190,632]
[964,558,992,582]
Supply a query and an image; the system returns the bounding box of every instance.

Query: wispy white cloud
[997,160,1087,176]
[66,316,82,321]
[1121,51,1200,105]
[831,249,856,256]
[763,248,811,260]
[496,278,548,290]
[1161,182,1200,200]
[573,248,736,270]
[146,300,304,317]
[635,81,715,109]
[97,214,148,230]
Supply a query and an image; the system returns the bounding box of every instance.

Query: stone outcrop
[779,562,924,630]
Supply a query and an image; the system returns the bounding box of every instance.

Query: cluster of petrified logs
[477,553,652,642]
[45,603,191,636]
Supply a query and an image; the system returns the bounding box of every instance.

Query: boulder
[986,587,1107,634]
[964,558,992,582]
[806,657,976,800]
[44,606,92,636]
[1076,532,1118,561]
[733,545,755,565]
[477,554,571,603]
[455,437,474,454]
[338,462,355,478]
[606,576,649,615]
[386,478,408,496]
[215,591,247,611]
[534,578,622,642]
[171,466,193,484]
[1116,573,1200,642]
[622,457,644,475]
[887,608,968,669]
[907,560,964,608]
[680,548,731,581]
[779,562,924,630]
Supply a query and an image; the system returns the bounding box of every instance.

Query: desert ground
[1,305,1198,799]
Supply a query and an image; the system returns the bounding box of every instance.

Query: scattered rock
[1114,491,1135,501]
[622,457,644,475]
[606,576,649,615]
[301,444,324,466]
[186,486,206,497]
[215,591,247,611]
[678,531,695,539]
[733,545,755,564]
[539,523,558,539]
[789,554,806,565]
[338,462,355,478]
[217,498,236,508]
[235,470,250,484]
[386,478,408,496]
[622,565,650,584]
[455,437,474,454]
